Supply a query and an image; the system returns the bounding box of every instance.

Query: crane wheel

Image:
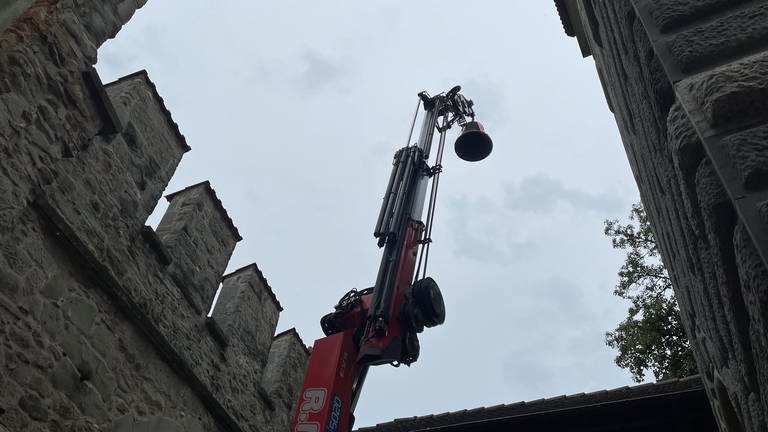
[412,277,445,327]
[403,300,425,333]
[402,332,420,365]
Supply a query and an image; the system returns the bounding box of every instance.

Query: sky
[96,1,643,427]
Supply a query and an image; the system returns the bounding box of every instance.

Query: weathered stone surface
[39,296,67,336]
[156,182,241,314]
[90,357,117,401]
[570,1,768,430]
[0,2,308,432]
[40,273,67,301]
[668,3,768,73]
[212,264,281,368]
[0,0,33,35]
[18,393,48,422]
[89,320,118,360]
[143,415,184,432]
[51,356,80,394]
[693,162,759,432]
[0,264,22,298]
[1,402,31,431]
[11,361,52,397]
[650,0,752,32]
[50,393,79,421]
[724,124,768,190]
[262,330,309,429]
[106,414,134,432]
[667,102,706,234]
[734,222,768,422]
[65,417,100,432]
[70,381,107,422]
[103,73,189,228]
[683,50,768,129]
[62,294,98,333]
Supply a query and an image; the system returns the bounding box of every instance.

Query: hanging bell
[454,121,493,162]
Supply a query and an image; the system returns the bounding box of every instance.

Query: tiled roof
[356,375,705,432]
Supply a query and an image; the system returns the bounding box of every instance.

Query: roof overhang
[554,0,592,57]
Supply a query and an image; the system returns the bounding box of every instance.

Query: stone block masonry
[558,0,768,431]
[0,2,308,432]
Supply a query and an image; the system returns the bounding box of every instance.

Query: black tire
[402,332,420,365]
[412,277,445,327]
[403,300,425,333]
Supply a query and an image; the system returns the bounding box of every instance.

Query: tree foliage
[604,203,697,383]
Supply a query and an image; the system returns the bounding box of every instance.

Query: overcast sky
[96,1,642,427]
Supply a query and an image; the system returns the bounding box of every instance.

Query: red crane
[292,86,492,432]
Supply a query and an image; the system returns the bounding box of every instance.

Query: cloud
[504,174,623,214]
[500,276,612,395]
[452,227,539,264]
[296,49,345,93]
[445,174,623,264]
[447,195,541,264]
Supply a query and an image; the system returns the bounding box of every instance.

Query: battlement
[210,264,282,367]
[157,181,241,314]
[264,329,312,415]
[27,69,309,431]
[0,2,308,432]
[104,70,190,228]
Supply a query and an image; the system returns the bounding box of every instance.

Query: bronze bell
[454,121,493,162]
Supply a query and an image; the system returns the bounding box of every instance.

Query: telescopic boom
[292,86,492,432]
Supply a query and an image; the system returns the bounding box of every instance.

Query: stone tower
[0,2,308,431]
[557,1,768,431]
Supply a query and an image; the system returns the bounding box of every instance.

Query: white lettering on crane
[294,388,327,432]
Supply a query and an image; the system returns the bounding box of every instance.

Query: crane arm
[292,86,489,432]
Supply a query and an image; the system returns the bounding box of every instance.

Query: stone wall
[557,0,768,431]
[0,2,308,432]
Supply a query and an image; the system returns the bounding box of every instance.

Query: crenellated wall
[0,2,308,432]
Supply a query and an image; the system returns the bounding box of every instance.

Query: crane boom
[292,86,491,432]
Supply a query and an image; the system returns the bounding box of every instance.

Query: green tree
[604,203,697,382]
